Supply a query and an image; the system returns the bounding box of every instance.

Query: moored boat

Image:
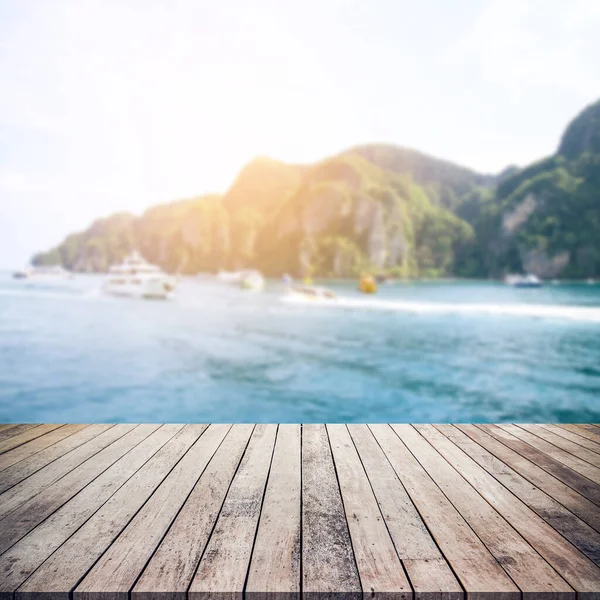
[103,251,176,299]
[217,270,243,283]
[504,274,542,288]
[13,265,74,281]
[239,270,265,291]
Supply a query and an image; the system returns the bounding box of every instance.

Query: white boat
[13,265,74,281]
[103,251,176,299]
[239,270,265,291]
[287,284,337,301]
[504,273,542,288]
[217,270,243,283]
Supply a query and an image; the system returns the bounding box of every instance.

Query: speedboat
[13,265,74,281]
[217,270,243,283]
[287,284,337,301]
[504,274,542,288]
[239,270,265,291]
[103,251,176,299]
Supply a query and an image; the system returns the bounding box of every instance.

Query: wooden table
[1,423,600,599]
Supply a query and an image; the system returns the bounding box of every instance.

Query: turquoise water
[1,274,599,423]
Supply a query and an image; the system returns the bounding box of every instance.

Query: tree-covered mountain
[33,98,600,279]
[465,98,600,278]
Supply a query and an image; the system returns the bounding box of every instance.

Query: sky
[1,0,599,268]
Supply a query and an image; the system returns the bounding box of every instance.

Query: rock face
[519,248,570,278]
[501,194,537,236]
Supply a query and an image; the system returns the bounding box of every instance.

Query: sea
[1,273,599,423]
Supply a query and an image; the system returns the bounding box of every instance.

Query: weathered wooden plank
[392,424,573,599]
[302,424,361,600]
[369,424,519,600]
[348,424,462,600]
[74,424,229,600]
[0,424,63,454]
[0,423,113,495]
[0,424,159,554]
[12,425,197,600]
[328,424,411,598]
[498,424,600,485]
[0,424,88,472]
[0,424,133,519]
[517,424,600,466]
[577,425,600,436]
[539,425,600,456]
[456,424,600,533]
[186,424,277,600]
[0,424,20,434]
[133,425,254,600]
[403,560,464,600]
[479,424,600,506]
[429,425,600,572]
[348,424,448,560]
[246,424,301,600]
[558,425,600,445]
[0,424,36,444]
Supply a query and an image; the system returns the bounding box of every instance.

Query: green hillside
[470,99,600,278]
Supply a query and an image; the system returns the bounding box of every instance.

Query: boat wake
[0,286,101,301]
[281,294,600,323]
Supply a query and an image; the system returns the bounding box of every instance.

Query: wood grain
[2,423,600,600]
[419,424,600,591]
[0,423,113,494]
[328,424,411,599]
[9,425,187,600]
[0,424,135,521]
[538,425,600,456]
[0,424,36,444]
[455,424,600,533]
[394,424,572,599]
[370,424,519,600]
[74,424,225,600]
[132,424,254,600]
[0,424,63,455]
[0,424,88,472]
[555,425,600,446]
[0,424,159,554]
[246,424,301,600]
[478,424,600,506]
[348,424,462,600]
[302,424,361,600]
[187,424,277,600]
[516,424,600,466]
[498,424,600,485]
